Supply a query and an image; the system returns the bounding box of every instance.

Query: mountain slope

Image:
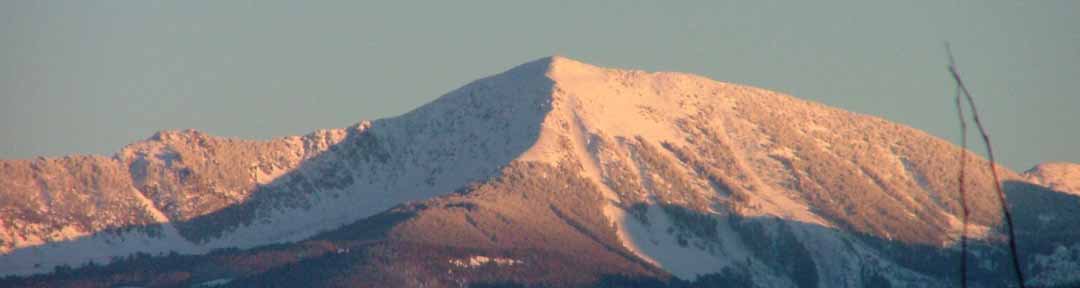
[1,58,558,275]
[2,56,1078,287]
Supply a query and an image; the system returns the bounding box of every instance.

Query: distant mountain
[1024,162,1080,196]
[2,57,1078,287]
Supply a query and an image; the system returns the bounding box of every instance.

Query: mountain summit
[2,56,1079,287]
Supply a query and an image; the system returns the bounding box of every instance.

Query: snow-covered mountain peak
[5,57,1080,286]
[545,55,602,77]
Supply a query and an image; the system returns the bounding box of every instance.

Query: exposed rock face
[1,56,1077,287]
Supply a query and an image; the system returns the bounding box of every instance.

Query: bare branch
[946,43,1026,288]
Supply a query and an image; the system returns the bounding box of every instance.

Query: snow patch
[193,278,233,287]
[608,205,735,280]
[449,256,523,268]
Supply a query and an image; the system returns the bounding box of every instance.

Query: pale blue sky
[1,1,1077,170]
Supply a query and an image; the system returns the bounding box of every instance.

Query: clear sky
[1,1,1077,171]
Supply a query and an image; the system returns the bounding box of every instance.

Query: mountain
[1024,162,1080,196]
[2,56,1079,287]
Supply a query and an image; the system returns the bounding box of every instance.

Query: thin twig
[946,43,1026,288]
[954,83,970,288]
[947,42,970,288]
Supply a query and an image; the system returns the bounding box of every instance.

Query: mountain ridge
[2,56,1079,287]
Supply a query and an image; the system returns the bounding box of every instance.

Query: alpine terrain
[2,56,1079,287]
